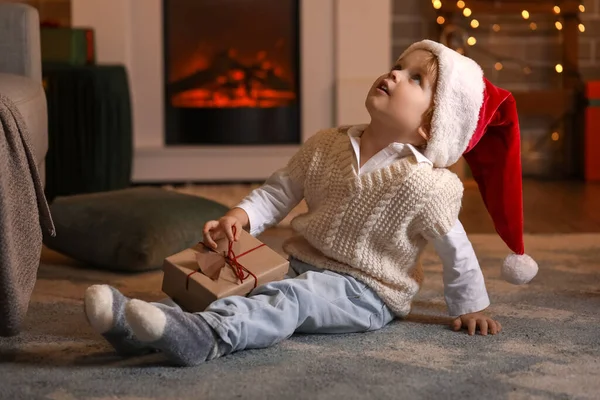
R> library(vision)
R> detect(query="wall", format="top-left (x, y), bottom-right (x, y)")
top-left (392, 0), bottom-right (600, 86)
top-left (392, 0), bottom-right (600, 177)
top-left (12, 0), bottom-right (598, 178)
top-left (6, 0), bottom-right (71, 26)
top-left (67, 0), bottom-right (390, 182)
top-left (10, 0), bottom-right (600, 99)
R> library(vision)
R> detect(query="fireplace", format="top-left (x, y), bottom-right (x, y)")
top-left (71, 0), bottom-right (390, 182)
top-left (163, 0), bottom-right (300, 146)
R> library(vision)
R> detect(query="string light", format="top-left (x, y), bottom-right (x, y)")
top-left (430, 0), bottom-right (587, 147)
top-left (431, 0), bottom-right (586, 79)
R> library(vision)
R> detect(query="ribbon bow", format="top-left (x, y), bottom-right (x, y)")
top-left (186, 226), bottom-right (265, 290)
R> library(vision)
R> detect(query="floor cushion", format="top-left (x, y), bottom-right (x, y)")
top-left (43, 187), bottom-right (229, 272)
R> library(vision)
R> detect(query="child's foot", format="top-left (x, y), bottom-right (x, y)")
top-left (124, 299), bottom-right (220, 366)
top-left (84, 285), bottom-right (153, 357)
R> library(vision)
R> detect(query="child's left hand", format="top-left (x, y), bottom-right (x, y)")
top-left (452, 312), bottom-right (502, 336)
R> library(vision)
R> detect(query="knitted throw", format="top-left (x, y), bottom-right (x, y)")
top-left (283, 127), bottom-right (464, 317)
top-left (0, 93), bottom-right (55, 337)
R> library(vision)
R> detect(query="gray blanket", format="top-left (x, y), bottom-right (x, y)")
top-left (0, 93), bottom-right (55, 336)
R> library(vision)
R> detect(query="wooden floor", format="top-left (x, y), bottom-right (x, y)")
top-left (460, 179), bottom-right (600, 233)
top-left (41, 180), bottom-right (600, 267)
top-left (257, 179), bottom-right (600, 253)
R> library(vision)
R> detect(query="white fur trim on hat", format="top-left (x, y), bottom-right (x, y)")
top-left (502, 253), bottom-right (539, 285)
top-left (398, 40), bottom-right (485, 168)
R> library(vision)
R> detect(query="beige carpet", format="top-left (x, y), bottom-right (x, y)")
top-left (1, 229), bottom-right (599, 399)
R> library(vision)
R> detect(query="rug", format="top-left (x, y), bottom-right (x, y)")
top-left (1, 233), bottom-right (599, 400)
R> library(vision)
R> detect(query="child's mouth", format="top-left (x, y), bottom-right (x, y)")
top-left (377, 81), bottom-right (390, 95)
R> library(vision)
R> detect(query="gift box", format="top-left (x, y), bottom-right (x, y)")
top-left (162, 230), bottom-right (289, 312)
top-left (586, 81), bottom-right (600, 182)
top-left (41, 27), bottom-right (96, 66)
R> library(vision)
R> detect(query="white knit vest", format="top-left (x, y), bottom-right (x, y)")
top-left (282, 127), bottom-right (464, 317)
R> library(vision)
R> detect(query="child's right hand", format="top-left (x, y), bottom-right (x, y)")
top-left (203, 215), bottom-right (242, 249)
top-left (203, 208), bottom-right (250, 249)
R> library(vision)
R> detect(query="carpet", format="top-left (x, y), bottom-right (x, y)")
top-left (1, 233), bottom-right (600, 400)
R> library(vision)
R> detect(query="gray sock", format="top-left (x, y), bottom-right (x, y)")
top-left (84, 285), bottom-right (153, 357)
top-left (125, 299), bottom-right (221, 367)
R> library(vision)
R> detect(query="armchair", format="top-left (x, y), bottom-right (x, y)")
top-left (0, 3), bottom-right (53, 337)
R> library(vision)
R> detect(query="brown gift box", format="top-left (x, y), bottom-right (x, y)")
top-left (161, 230), bottom-right (289, 312)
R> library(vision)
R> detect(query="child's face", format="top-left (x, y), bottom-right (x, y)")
top-left (365, 49), bottom-right (437, 145)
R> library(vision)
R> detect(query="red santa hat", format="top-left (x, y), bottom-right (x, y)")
top-left (399, 39), bottom-right (539, 285)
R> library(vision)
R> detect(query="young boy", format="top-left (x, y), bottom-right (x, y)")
top-left (84, 40), bottom-right (538, 366)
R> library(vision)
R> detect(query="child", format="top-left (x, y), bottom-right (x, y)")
top-left (83, 40), bottom-right (538, 366)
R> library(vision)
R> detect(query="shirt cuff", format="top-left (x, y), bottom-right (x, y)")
top-left (235, 201), bottom-right (262, 237)
top-left (446, 294), bottom-right (491, 317)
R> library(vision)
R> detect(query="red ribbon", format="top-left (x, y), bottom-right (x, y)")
top-left (186, 226), bottom-right (265, 290)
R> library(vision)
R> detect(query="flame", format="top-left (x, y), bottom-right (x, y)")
top-left (169, 45), bottom-right (296, 108)
top-left (172, 88), bottom-right (296, 108)
top-left (170, 55), bottom-right (210, 83)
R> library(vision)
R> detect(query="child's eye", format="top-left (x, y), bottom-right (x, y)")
top-left (392, 65), bottom-right (402, 72)
top-left (411, 74), bottom-right (422, 84)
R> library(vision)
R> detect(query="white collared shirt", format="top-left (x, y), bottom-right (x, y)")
top-left (236, 125), bottom-right (490, 316)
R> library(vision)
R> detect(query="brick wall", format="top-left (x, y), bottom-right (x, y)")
top-left (578, 0), bottom-right (600, 79)
top-left (392, 0), bottom-right (600, 85)
top-left (392, 0), bottom-right (599, 177)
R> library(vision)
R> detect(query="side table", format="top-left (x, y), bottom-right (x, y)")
top-left (42, 63), bottom-right (133, 201)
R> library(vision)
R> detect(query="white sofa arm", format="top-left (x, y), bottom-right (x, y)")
top-left (0, 3), bottom-right (42, 82)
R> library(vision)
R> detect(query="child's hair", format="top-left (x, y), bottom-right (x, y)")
top-left (420, 51), bottom-right (439, 142)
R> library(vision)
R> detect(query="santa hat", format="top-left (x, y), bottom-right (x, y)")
top-left (399, 39), bottom-right (539, 285)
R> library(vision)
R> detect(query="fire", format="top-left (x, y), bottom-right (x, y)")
top-left (172, 89), bottom-right (295, 108)
top-left (169, 46), bottom-right (296, 109)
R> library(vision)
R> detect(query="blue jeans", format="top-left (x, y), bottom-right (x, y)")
top-left (198, 258), bottom-right (395, 354)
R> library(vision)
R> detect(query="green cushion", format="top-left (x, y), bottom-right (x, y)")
top-left (43, 187), bottom-right (229, 272)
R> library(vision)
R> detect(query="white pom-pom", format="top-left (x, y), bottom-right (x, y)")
top-left (501, 253), bottom-right (538, 284)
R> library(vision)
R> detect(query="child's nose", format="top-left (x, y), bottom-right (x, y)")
top-left (388, 70), bottom-right (405, 83)
top-left (388, 70), bottom-right (401, 82)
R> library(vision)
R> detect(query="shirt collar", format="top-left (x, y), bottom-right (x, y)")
top-left (347, 124), bottom-right (433, 166)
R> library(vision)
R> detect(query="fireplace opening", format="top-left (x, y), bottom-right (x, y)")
top-left (163, 0), bottom-right (301, 146)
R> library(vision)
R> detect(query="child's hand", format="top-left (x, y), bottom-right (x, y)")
top-left (203, 215), bottom-right (242, 249)
top-left (452, 312), bottom-right (502, 336)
